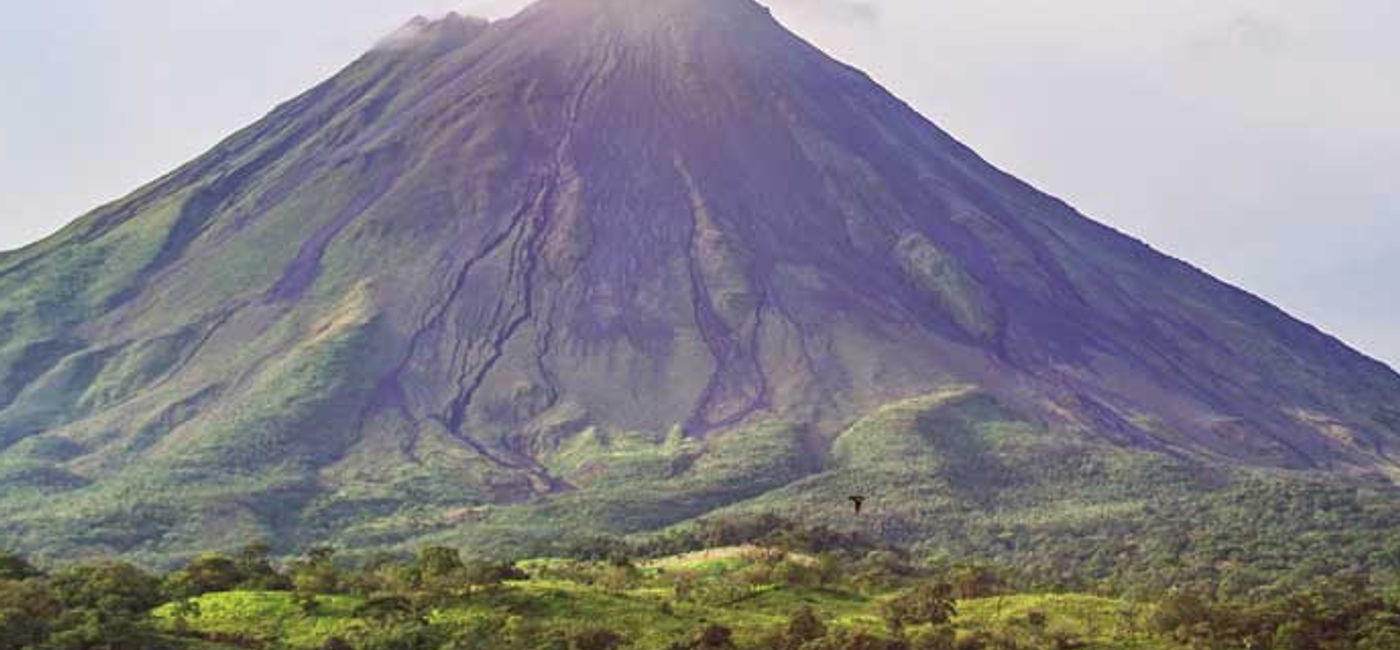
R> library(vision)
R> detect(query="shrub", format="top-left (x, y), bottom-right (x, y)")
top-left (698, 624), bottom-right (737, 649)
top-left (350, 620), bottom-right (448, 650)
top-left (772, 606), bottom-right (827, 649)
top-left (669, 569), bottom-right (702, 602)
top-left (563, 627), bottom-right (627, 650)
top-left (355, 594), bottom-right (422, 623)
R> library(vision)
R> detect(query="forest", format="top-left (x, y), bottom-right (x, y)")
top-left (3, 516), bottom-right (1398, 650)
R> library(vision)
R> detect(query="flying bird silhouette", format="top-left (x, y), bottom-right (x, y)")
top-left (849, 496), bottom-right (866, 515)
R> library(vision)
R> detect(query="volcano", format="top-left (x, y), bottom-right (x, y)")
top-left (2, 0), bottom-right (1399, 565)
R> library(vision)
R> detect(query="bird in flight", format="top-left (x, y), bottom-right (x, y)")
top-left (849, 496), bottom-right (866, 515)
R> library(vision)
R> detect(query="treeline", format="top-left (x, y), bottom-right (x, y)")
top-left (1152, 582), bottom-right (1400, 650)
top-left (0, 541), bottom-right (1003, 650)
top-left (524, 513), bottom-right (890, 564)
top-left (0, 551), bottom-right (171, 650)
top-left (2, 515), bottom-right (1400, 649)
top-left (0, 542), bottom-right (533, 650)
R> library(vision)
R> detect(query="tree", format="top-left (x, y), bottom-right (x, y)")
top-left (416, 546), bottom-right (465, 581)
top-left (882, 582), bottom-right (957, 633)
top-left (0, 578), bottom-right (60, 650)
top-left (43, 562), bottom-right (170, 650)
top-left (236, 541), bottom-right (290, 590)
top-left (293, 546), bottom-right (341, 595)
top-left (42, 608), bottom-right (172, 650)
top-left (49, 562), bottom-right (165, 615)
top-left (351, 551), bottom-right (415, 597)
top-left (169, 552), bottom-right (243, 595)
top-left (0, 552), bottom-right (40, 580)
top-left (1151, 588), bottom-right (1242, 648)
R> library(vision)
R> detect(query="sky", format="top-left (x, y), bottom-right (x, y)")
top-left (1, 0), bottom-right (1396, 368)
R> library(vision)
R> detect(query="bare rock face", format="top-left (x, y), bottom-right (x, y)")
top-left (1, 0), bottom-right (1398, 560)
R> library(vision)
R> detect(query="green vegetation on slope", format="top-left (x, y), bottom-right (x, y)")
top-left (688, 390), bottom-right (1400, 595)
top-left (7, 381), bottom-right (1400, 603)
top-left (5, 524), bottom-right (1400, 650)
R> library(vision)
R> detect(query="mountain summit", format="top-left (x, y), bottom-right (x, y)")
top-left (2, 1), bottom-right (1398, 563)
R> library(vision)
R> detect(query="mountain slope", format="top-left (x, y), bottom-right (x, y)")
top-left (2, 0), bottom-right (1399, 565)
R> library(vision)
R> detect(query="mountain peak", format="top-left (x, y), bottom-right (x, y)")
top-left (374, 11), bottom-right (489, 52)
top-left (516, 0), bottom-right (777, 36)
top-left (534, 0), bottom-right (760, 14)
top-left (2, 0), bottom-right (1399, 563)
